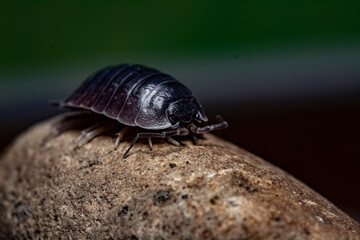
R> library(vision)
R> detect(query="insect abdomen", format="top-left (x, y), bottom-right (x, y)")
top-left (116, 73), bottom-right (174, 125)
top-left (102, 67), bottom-right (160, 119)
top-left (62, 64), bottom-right (186, 127)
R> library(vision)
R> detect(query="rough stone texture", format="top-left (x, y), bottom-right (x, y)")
top-left (0, 118), bottom-right (359, 240)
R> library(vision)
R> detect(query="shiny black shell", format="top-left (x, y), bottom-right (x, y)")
top-left (61, 64), bottom-right (208, 130)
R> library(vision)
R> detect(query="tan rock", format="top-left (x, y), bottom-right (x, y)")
top-left (0, 118), bottom-right (359, 239)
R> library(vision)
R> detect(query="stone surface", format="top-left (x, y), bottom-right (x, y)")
top-left (0, 118), bottom-right (359, 240)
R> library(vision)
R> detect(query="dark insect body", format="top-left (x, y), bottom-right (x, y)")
top-left (52, 64), bottom-right (228, 157)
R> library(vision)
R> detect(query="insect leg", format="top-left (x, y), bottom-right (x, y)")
top-left (166, 137), bottom-right (180, 146)
top-left (190, 115), bottom-right (228, 134)
top-left (51, 111), bottom-right (93, 135)
top-left (114, 126), bottom-right (130, 149)
top-left (75, 123), bottom-right (101, 148)
top-left (148, 137), bottom-right (153, 150)
top-left (41, 111), bottom-right (94, 147)
top-left (190, 133), bottom-right (198, 144)
top-left (75, 120), bottom-right (118, 148)
top-left (123, 127), bottom-right (189, 158)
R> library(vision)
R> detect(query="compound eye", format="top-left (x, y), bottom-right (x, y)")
top-left (168, 114), bottom-right (178, 125)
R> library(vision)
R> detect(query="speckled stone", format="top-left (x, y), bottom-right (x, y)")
top-left (0, 118), bottom-right (359, 239)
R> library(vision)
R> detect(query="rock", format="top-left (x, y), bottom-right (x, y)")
top-left (0, 118), bottom-right (359, 240)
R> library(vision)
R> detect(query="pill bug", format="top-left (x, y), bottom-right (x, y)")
top-left (52, 64), bottom-right (228, 157)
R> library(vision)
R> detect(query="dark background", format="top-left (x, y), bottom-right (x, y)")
top-left (1, 1), bottom-right (359, 221)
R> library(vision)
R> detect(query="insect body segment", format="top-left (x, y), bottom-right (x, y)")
top-left (53, 64), bottom-right (227, 157)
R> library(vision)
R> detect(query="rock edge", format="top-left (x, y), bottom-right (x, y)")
top-left (0, 118), bottom-right (359, 239)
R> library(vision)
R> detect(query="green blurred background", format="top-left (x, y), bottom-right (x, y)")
top-left (1, 1), bottom-right (360, 220)
top-left (1, 0), bottom-right (360, 73)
